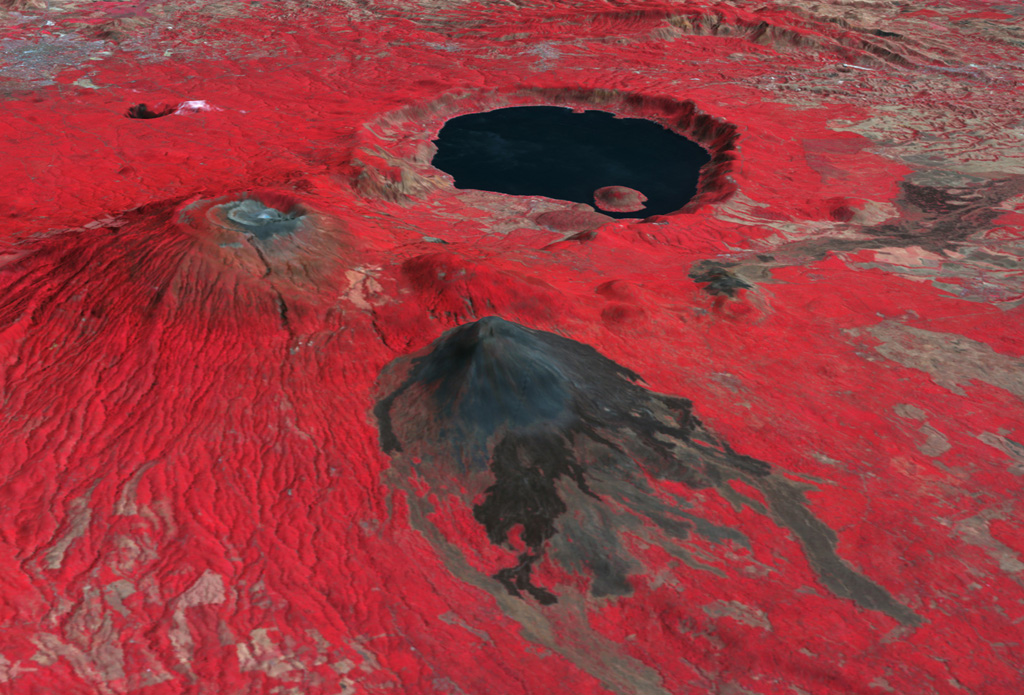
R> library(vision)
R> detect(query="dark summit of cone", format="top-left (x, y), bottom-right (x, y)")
top-left (409, 317), bottom-right (576, 433)
top-left (375, 316), bottom-right (664, 459)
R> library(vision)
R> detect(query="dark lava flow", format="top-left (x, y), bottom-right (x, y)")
top-left (374, 317), bottom-right (919, 624)
top-left (430, 106), bottom-right (711, 218)
top-left (690, 261), bottom-right (754, 297)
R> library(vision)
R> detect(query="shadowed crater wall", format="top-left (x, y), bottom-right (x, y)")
top-left (430, 106), bottom-right (711, 218)
top-left (124, 103), bottom-right (175, 119)
top-left (374, 317), bottom-right (919, 624)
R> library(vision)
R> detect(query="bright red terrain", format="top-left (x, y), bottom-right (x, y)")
top-left (1, 1), bottom-right (1023, 694)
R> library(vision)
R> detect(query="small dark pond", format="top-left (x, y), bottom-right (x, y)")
top-left (430, 106), bottom-right (711, 218)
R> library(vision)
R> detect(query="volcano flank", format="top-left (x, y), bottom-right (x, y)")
top-left (375, 317), bottom-right (918, 624)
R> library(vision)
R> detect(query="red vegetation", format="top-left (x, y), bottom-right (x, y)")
top-left (0, 1), bottom-right (1022, 694)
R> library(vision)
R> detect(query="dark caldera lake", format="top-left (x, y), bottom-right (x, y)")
top-left (430, 106), bottom-right (711, 218)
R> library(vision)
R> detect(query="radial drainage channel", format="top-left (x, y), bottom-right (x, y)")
top-left (430, 106), bottom-right (712, 218)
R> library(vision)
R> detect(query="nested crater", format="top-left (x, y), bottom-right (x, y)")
top-left (430, 106), bottom-right (711, 219)
top-left (207, 196), bottom-right (308, 240)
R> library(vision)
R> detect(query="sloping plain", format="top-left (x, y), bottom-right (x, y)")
top-left (1, 1), bottom-right (1022, 694)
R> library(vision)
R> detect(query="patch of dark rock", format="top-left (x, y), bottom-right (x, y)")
top-left (690, 262), bottom-right (753, 296)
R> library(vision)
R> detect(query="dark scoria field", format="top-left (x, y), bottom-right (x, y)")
top-left (1, 1), bottom-right (1023, 694)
